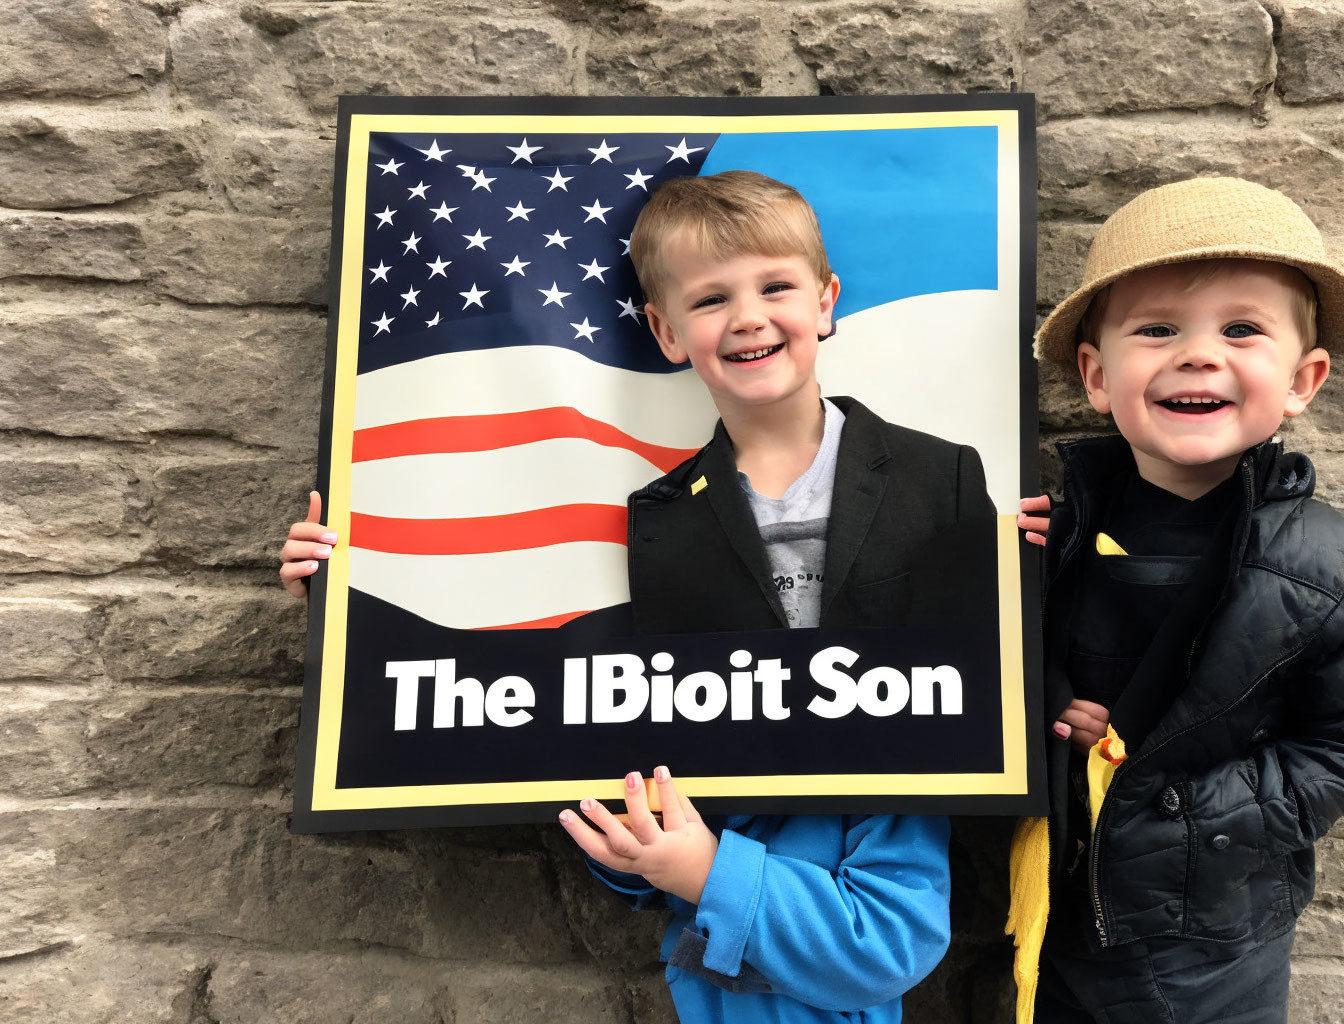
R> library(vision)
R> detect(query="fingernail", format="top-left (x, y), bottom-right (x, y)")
top-left (654, 766), bottom-right (669, 783)
top-left (1052, 723), bottom-right (1069, 739)
top-left (625, 772), bottom-right (640, 790)
top-left (315, 545), bottom-right (332, 557)
top-left (558, 811), bottom-right (573, 825)
top-left (308, 561), bottom-right (320, 572)
top-left (320, 532), bottom-right (338, 543)
top-left (1017, 513), bottom-right (1027, 522)
top-left (580, 798), bottom-right (595, 812)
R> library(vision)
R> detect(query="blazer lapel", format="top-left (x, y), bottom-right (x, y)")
top-left (819, 404), bottom-right (888, 617)
top-left (701, 421), bottom-right (789, 627)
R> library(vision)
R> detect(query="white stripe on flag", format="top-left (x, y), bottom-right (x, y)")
top-left (350, 440), bottom-right (669, 520)
top-left (349, 543), bottom-right (629, 630)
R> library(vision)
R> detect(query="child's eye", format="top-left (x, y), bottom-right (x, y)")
top-left (1135, 324), bottom-right (1176, 338)
top-left (1223, 322), bottom-right (1261, 339)
top-left (691, 295), bottom-right (724, 309)
top-left (762, 282), bottom-right (793, 295)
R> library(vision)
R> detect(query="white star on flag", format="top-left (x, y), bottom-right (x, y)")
top-left (507, 137), bottom-right (543, 164)
top-left (463, 229), bottom-right (491, 251)
top-left (624, 168), bottom-right (653, 191)
top-left (375, 158), bottom-right (403, 175)
top-left (543, 229), bottom-right (571, 249)
top-left (544, 168), bottom-right (572, 192)
top-left (400, 286), bottom-right (420, 308)
top-left (619, 237), bottom-right (631, 255)
top-left (459, 284), bottom-right (489, 309)
top-left (368, 261), bottom-right (391, 283)
top-left (401, 232), bottom-right (421, 254)
top-left (617, 297), bottom-right (642, 321)
top-left (457, 164), bottom-right (477, 177)
top-left (371, 312), bottom-right (395, 334)
top-left (470, 170), bottom-right (496, 191)
top-left (416, 139), bottom-right (450, 162)
top-left (374, 206), bottom-right (395, 228)
top-left (579, 259), bottom-right (609, 282)
top-left (430, 202), bottom-right (457, 222)
top-left (538, 282), bottom-right (571, 308)
top-left (581, 199), bottom-right (613, 223)
top-left (506, 201), bottom-right (535, 221)
top-left (570, 317), bottom-right (602, 342)
top-left (588, 139), bottom-right (620, 163)
top-left (426, 256), bottom-right (452, 278)
top-left (425, 311), bottom-right (441, 327)
top-left (408, 181), bottom-right (429, 200)
top-left (665, 137), bottom-right (705, 163)
top-left (500, 256), bottom-right (530, 277)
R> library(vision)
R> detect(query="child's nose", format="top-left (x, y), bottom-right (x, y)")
top-left (729, 301), bottom-right (767, 332)
top-left (1176, 332), bottom-right (1225, 369)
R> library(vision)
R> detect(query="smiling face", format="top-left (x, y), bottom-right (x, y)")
top-left (1077, 260), bottom-right (1330, 498)
top-left (643, 236), bottom-right (840, 420)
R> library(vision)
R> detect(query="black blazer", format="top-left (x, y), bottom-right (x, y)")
top-left (627, 396), bottom-right (998, 634)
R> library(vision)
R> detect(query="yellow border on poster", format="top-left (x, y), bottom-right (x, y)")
top-left (311, 108), bottom-right (1027, 812)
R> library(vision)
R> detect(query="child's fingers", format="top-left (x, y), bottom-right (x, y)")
top-left (579, 796), bottom-right (642, 858)
top-left (1020, 494), bottom-right (1051, 514)
top-left (305, 490), bottom-right (323, 524)
top-left (287, 522), bottom-right (338, 544)
top-left (1024, 531), bottom-right (1046, 548)
top-left (652, 766), bottom-right (686, 830)
top-left (1052, 720), bottom-right (1071, 740)
top-left (620, 772), bottom-right (661, 844)
top-left (282, 538), bottom-right (335, 564)
top-left (1017, 514), bottom-right (1051, 533)
top-left (557, 808), bottom-right (634, 871)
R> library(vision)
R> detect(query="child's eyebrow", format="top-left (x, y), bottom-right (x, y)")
top-left (1117, 301), bottom-right (1284, 326)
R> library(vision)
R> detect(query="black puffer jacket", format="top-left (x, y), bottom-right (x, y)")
top-left (1043, 435), bottom-right (1344, 949)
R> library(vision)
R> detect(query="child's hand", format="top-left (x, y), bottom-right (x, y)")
top-left (1018, 494), bottom-right (1051, 547)
top-left (1053, 698), bottom-right (1110, 754)
top-left (279, 491), bottom-right (338, 598)
top-left (559, 766), bottom-right (718, 905)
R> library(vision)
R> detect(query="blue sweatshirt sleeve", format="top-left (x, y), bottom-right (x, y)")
top-left (692, 814), bottom-right (951, 1012)
top-left (584, 856), bottom-right (665, 910)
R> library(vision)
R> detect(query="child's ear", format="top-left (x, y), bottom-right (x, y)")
top-left (1284, 345), bottom-right (1330, 417)
top-left (1076, 341), bottom-right (1111, 415)
top-left (817, 274), bottom-right (840, 336)
top-left (644, 303), bottom-right (689, 365)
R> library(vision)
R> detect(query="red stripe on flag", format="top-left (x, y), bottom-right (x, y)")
top-left (471, 609), bottom-right (592, 630)
top-left (348, 504), bottom-right (628, 555)
top-left (352, 407), bottom-right (697, 474)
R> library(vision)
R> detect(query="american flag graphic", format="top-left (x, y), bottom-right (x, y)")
top-left (342, 121), bottom-right (1013, 631)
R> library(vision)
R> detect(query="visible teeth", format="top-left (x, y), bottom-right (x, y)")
top-left (1171, 396), bottom-right (1223, 404)
top-left (728, 344), bottom-right (781, 362)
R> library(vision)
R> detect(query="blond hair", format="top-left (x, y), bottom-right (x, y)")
top-left (1077, 258), bottom-right (1319, 352)
top-left (630, 170), bottom-right (832, 308)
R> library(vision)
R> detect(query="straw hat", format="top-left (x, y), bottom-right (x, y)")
top-left (1035, 177), bottom-right (1344, 366)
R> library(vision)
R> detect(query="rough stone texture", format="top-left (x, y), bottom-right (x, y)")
top-left (0, 0), bottom-right (168, 100)
top-left (793, 0), bottom-right (1026, 96)
top-left (98, 584), bottom-right (307, 684)
top-left (1026, 0), bottom-right (1275, 118)
top-left (2, 1), bottom-right (1344, 1021)
top-left (0, 598), bottom-right (102, 681)
top-left (0, 293), bottom-right (325, 450)
top-left (0, 110), bottom-right (204, 210)
top-left (0, 213), bottom-right (146, 282)
top-left (1276, 0), bottom-right (1344, 106)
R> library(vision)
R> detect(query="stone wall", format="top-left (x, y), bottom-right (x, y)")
top-left (2, 1), bottom-right (1343, 1021)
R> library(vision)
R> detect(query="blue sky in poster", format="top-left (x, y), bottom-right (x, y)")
top-left (699, 127), bottom-right (999, 319)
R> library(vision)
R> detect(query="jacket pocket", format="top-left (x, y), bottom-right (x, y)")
top-left (1184, 794), bottom-right (1284, 941)
top-left (855, 571), bottom-right (910, 625)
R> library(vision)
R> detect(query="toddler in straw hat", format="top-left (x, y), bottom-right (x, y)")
top-left (1006, 177), bottom-right (1344, 1024)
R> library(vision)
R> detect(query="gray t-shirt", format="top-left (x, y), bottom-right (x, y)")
top-left (739, 399), bottom-right (845, 628)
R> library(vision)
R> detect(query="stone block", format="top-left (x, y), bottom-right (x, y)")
top-left (0, 452), bottom-right (152, 575)
top-left (0, 598), bottom-right (102, 681)
top-left (7, 810), bottom-right (583, 962)
top-left (1276, 1), bottom-right (1344, 105)
top-left (0, 0), bottom-right (167, 100)
top-left (153, 456), bottom-right (315, 568)
top-left (98, 584), bottom-right (306, 684)
top-left (1037, 114), bottom-right (1344, 238)
top-left (630, 967), bottom-right (679, 1023)
top-left (169, 4), bottom-right (312, 128)
top-left (1037, 220), bottom-right (1097, 311)
top-left (0, 213), bottom-right (145, 282)
top-left (144, 210), bottom-right (328, 306)
top-left (793, 0), bottom-right (1025, 96)
top-left (1037, 355), bottom-right (1109, 433)
top-left (219, 132), bottom-right (335, 221)
top-left (0, 688), bottom-right (105, 798)
top-left (1288, 960), bottom-right (1344, 1024)
top-left (1293, 836), bottom-right (1344, 958)
top-left (237, 5), bottom-right (580, 123)
top-left (586, 3), bottom-right (810, 96)
top-left (1025, 0), bottom-right (1274, 118)
top-left (0, 295), bottom-right (324, 450)
top-left (0, 110), bottom-right (203, 210)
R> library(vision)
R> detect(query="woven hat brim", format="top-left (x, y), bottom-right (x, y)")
top-left (1035, 246), bottom-right (1344, 367)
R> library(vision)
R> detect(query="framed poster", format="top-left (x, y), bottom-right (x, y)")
top-left (293, 94), bottom-right (1043, 832)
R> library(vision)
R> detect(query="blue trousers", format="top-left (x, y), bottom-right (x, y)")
top-left (1035, 925), bottom-right (1294, 1024)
